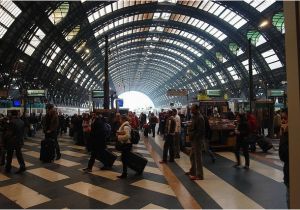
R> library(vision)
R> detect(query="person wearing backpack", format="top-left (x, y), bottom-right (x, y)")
top-left (116, 115), bottom-right (132, 179)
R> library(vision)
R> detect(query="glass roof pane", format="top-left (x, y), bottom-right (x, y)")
top-left (272, 12), bottom-right (285, 33)
top-left (49, 2), bottom-right (69, 25)
top-left (65, 25), bottom-right (80, 41)
top-left (0, 1), bottom-right (21, 38)
top-left (245, 0), bottom-right (276, 12)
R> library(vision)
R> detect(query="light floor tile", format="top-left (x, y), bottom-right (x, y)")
top-left (134, 149), bottom-right (150, 155)
top-left (27, 168), bottom-right (69, 182)
top-left (131, 180), bottom-right (175, 197)
top-left (24, 151), bottom-right (40, 158)
top-left (0, 183), bottom-right (50, 208)
top-left (217, 152), bottom-right (283, 183)
top-left (24, 142), bottom-right (39, 146)
top-left (141, 203), bottom-right (167, 209)
top-left (144, 157), bottom-right (155, 163)
top-left (68, 145), bottom-right (85, 150)
top-left (87, 167), bottom-right (121, 180)
top-left (114, 160), bottom-right (122, 166)
top-left (0, 174), bottom-right (10, 181)
top-left (61, 150), bottom-right (86, 158)
top-left (12, 159), bottom-right (34, 168)
top-left (133, 144), bottom-right (146, 149)
top-left (144, 166), bottom-right (162, 175)
top-left (175, 153), bottom-right (263, 209)
top-left (58, 142), bottom-right (71, 146)
top-left (107, 145), bottom-right (114, 149)
top-left (65, 181), bottom-right (129, 205)
top-left (265, 154), bottom-right (280, 160)
top-left (55, 158), bottom-right (80, 167)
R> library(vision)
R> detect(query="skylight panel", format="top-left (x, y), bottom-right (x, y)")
top-left (0, 1), bottom-right (21, 38)
top-left (49, 2), bottom-right (69, 25)
top-left (216, 72), bottom-right (226, 84)
top-left (65, 25), bottom-right (80, 41)
top-left (227, 66), bottom-right (240, 80)
top-left (24, 28), bottom-right (46, 56)
top-left (246, 0), bottom-right (276, 12)
top-left (213, 5), bottom-right (225, 16)
top-left (153, 12), bottom-right (161, 19)
top-left (242, 59), bottom-right (258, 75)
top-left (161, 12), bottom-right (171, 20)
top-left (206, 76), bottom-right (216, 87)
top-left (261, 49), bottom-right (283, 70)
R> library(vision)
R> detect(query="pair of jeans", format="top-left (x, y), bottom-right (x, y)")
top-left (162, 134), bottom-right (174, 162)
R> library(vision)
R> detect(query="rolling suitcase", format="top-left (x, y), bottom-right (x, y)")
top-left (126, 152), bottom-right (148, 174)
top-left (40, 139), bottom-right (55, 162)
top-left (97, 149), bottom-right (117, 167)
top-left (257, 136), bottom-right (273, 152)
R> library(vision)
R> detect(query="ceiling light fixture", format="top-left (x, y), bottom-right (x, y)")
top-left (259, 20), bottom-right (269, 28)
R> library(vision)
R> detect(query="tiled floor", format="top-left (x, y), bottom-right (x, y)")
top-left (0, 131), bottom-right (287, 209)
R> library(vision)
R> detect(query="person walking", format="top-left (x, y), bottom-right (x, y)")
top-left (160, 110), bottom-right (176, 164)
top-left (4, 111), bottom-right (26, 174)
top-left (116, 115), bottom-right (132, 179)
top-left (83, 113), bottom-right (107, 172)
top-left (186, 104), bottom-right (205, 180)
top-left (234, 113), bottom-right (250, 169)
top-left (44, 104), bottom-right (61, 160)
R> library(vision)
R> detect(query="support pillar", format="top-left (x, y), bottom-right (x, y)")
top-left (248, 38), bottom-right (254, 113)
top-left (103, 35), bottom-right (109, 109)
top-left (284, 1), bottom-right (300, 208)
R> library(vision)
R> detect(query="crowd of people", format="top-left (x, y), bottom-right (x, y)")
top-left (0, 105), bottom-right (290, 205)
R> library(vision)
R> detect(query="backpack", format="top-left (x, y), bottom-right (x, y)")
top-left (130, 129), bottom-right (140, 144)
top-left (104, 123), bottom-right (111, 139)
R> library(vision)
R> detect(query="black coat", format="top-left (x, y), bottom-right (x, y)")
top-left (90, 118), bottom-right (106, 150)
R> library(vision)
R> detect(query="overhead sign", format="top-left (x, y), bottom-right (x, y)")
top-left (27, 89), bottom-right (46, 97)
top-left (92, 90), bottom-right (104, 98)
top-left (268, 89), bottom-right (285, 97)
top-left (206, 89), bottom-right (222, 97)
top-left (117, 99), bottom-right (123, 107)
top-left (166, 89), bottom-right (188, 96)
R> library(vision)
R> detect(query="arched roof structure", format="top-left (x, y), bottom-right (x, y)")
top-left (0, 0), bottom-right (285, 107)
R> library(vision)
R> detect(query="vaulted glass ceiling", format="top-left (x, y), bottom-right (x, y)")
top-left (0, 1), bottom-right (285, 107)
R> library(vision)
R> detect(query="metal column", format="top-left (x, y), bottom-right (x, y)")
top-left (248, 38), bottom-right (254, 113)
top-left (103, 35), bottom-right (110, 109)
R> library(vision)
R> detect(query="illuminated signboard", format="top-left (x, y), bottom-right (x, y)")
top-left (268, 89), bottom-right (285, 97)
top-left (117, 99), bottom-right (123, 107)
top-left (27, 89), bottom-right (46, 97)
top-left (206, 89), bottom-right (222, 97)
top-left (92, 90), bottom-right (104, 98)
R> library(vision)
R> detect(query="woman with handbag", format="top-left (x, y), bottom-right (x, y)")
top-left (116, 115), bottom-right (132, 179)
top-left (234, 113), bottom-right (250, 169)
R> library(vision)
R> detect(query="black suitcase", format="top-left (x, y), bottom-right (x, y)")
top-left (97, 149), bottom-right (117, 167)
top-left (40, 139), bottom-right (55, 162)
top-left (257, 137), bottom-right (273, 152)
top-left (125, 152), bottom-right (148, 174)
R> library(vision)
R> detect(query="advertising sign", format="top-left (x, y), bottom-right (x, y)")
top-left (92, 90), bottom-right (104, 98)
top-left (27, 89), bottom-right (46, 97)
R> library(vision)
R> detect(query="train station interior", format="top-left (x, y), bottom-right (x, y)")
top-left (1, 0), bottom-right (300, 209)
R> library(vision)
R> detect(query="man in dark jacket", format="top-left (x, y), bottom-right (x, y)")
top-left (187, 104), bottom-right (205, 180)
top-left (160, 110), bottom-right (176, 163)
top-left (83, 113), bottom-right (107, 172)
top-left (44, 104), bottom-right (61, 160)
top-left (5, 111), bottom-right (26, 173)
